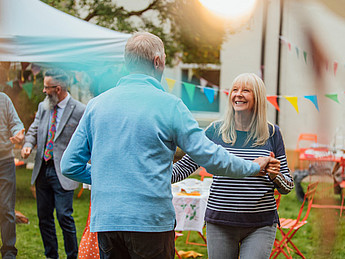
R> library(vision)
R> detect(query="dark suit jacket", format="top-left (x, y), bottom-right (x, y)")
top-left (24, 96), bottom-right (85, 190)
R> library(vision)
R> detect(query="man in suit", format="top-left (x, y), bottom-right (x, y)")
top-left (21, 68), bottom-right (85, 259)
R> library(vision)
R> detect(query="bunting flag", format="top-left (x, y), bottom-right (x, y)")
top-left (303, 51), bottom-right (307, 64)
top-left (334, 61), bottom-right (338, 76)
top-left (284, 96), bottom-right (299, 113)
top-left (325, 93), bottom-right (339, 103)
top-left (6, 81), bottom-right (13, 88)
top-left (295, 46), bottom-right (299, 58)
top-left (223, 90), bottom-right (229, 96)
top-left (304, 95), bottom-right (319, 111)
top-left (203, 87), bottom-right (215, 103)
top-left (200, 77), bottom-right (208, 87)
top-left (165, 78), bottom-right (176, 92)
top-left (280, 36), bottom-right (345, 77)
top-left (188, 69), bottom-right (194, 82)
top-left (31, 63), bottom-right (41, 76)
top-left (22, 82), bottom-right (33, 99)
top-left (183, 82), bottom-right (196, 102)
top-left (21, 62), bottom-right (30, 71)
top-left (267, 96), bottom-right (280, 111)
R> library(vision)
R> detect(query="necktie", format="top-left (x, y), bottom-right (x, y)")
top-left (43, 106), bottom-right (57, 161)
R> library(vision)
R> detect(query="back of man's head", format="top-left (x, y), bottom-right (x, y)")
top-left (44, 68), bottom-right (69, 91)
top-left (125, 32), bottom-right (165, 75)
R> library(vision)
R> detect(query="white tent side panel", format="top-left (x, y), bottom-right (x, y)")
top-left (0, 0), bottom-right (131, 66)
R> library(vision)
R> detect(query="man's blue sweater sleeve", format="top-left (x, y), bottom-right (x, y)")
top-left (172, 100), bottom-right (260, 178)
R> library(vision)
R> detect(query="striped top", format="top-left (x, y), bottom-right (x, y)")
top-left (172, 122), bottom-right (294, 227)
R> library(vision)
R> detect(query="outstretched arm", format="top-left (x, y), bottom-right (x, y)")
top-left (172, 154), bottom-right (199, 183)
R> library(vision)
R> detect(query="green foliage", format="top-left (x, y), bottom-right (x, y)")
top-left (10, 167), bottom-right (90, 258)
top-left (41, 0), bottom-right (227, 66)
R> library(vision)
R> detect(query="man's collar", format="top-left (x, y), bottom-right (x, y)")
top-left (57, 93), bottom-right (70, 109)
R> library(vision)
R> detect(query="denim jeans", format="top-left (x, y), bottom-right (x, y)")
top-left (206, 222), bottom-right (277, 259)
top-left (0, 158), bottom-right (17, 259)
top-left (35, 162), bottom-right (78, 259)
top-left (97, 230), bottom-right (175, 259)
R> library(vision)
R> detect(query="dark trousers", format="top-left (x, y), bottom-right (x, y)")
top-left (35, 161), bottom-right (78, 259)
top-left (97, 230), bottom-right (175, 259)
top-left (0, 158), bottom-right (17, 259)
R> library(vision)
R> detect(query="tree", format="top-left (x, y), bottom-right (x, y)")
top-left (42, 0), bottom-right (227, 66)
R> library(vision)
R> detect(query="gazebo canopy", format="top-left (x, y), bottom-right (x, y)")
top-left (0, 0), bottom-right (131, 70)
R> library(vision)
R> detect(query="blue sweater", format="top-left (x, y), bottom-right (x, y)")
top-left (61, 74), bottom-right (260, 232)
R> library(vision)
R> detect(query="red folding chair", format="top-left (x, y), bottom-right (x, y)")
top-left (292, 133), bottom-right (317, 170)
top-left (275, 189), bottom-right (282, 209)
top-left (339, 158), bottom-right (345, 217)
top-left (270, 182), bottom-right (318, 259)
top-left (174, 232), bottom-right (183, 259)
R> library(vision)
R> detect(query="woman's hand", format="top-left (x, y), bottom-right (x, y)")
top-left (266, 152), bottom-right (281, 179)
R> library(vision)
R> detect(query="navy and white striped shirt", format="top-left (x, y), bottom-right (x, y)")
top-left (172, 122), bottom-right (294, 227)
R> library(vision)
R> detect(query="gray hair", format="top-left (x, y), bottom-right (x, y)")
top-left (124, 32), bottom-right (165, 73)
top-left (44, 68), bottom-right (69, 91)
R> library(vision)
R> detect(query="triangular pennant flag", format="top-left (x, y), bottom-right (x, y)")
top-left (183, 82), bottom-right (196, 102)
top-left (334, 61), bottom-right (338, 76)
top-left (203, 87), bottom-right (215, 103)
top-left (6, 80), bottom-right (13, 88)
top-left (223, 90), bottom-right (229, 96)
top-left (200, 77), bottom-right (208, 87)
top-left (21, 62), bottom-right (30, 71)
top-left (288, 42), bottom-right (291, 51)
top-left (325, 93), bottom-right (339, 103)
top-left (22, 82), bottom-right (33, 99)
top-left (303, 51), bottom-right (307, 64)
top-left (304, 95), bottom-right (319, 111)
top-left (31, 63), bottom-right (41, 76)
top-left (284, 96), bottom-right (299, 113)
top-left (295, 46), bottom-right (299, 58)
top-left (267, 96), bottom-right (280, 112)
top-left (165, 78), bottom-right (176, 92)
top-left (188, 69), bottom-right (194, 82)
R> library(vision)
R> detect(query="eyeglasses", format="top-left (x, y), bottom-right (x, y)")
top-left (43, 85), bottom-right (58, 89)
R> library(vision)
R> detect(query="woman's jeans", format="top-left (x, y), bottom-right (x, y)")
top-left (206, 222), bottom-right (277, 259)
top-left (97, 230), bottom-right (175, 259)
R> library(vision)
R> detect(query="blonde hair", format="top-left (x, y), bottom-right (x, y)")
top-left (219, 73), bottom-right (272, 146)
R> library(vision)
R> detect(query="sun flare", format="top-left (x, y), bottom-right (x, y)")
top-left (199, 0), bottom-right (257, 19)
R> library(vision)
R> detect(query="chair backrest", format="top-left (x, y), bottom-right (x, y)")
top-left (296, 133), bottom-right (317, 150)
top-left (296, 182), bottom-right (318, 223)
top-left (274, 190), bottom-right (282, 210)
top-left (199, 167), bottom-right (213, 181)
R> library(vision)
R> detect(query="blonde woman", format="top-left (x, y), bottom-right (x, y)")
top-left (172, 73), bottom-right (294, 259)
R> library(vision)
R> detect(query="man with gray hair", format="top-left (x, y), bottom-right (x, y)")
top-left (21, 68), bottom-right (85, 259)
top-left (0, 88), bottom-right (24, 259)
top-left (61, 32), bottom-right (277, 258)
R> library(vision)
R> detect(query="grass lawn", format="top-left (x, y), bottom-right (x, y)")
top-left (1, 168), bottom-right (345, 258)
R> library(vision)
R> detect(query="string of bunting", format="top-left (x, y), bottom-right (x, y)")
top-left (165, 77), bottom-right (344, 113)
top-left (165, 77), bottom-right (226, 104)
top-left (279, 35), bottom-right (341, 76)
top-left (3, 59), bottom-right (343, 113)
